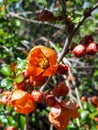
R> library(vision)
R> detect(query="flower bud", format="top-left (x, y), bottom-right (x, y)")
top-left (45, 94), bottom-right (56, 107)
top-left (86, 42), bottom-right (98, 55)
top-left (57, 64), bottom-right (68, 75)
top-left (31, 90), bottom-right (44, 103)
top-left (72, 44), bottom-right (86, 58)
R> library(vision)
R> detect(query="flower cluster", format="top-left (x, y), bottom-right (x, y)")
top-left (0, 45), bottom-right (79, 129)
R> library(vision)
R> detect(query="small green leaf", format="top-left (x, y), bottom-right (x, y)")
top-left (14, 73), bottom-right (24, 83)
top-left (0, 65), bottom-right (12, 76)
top-left (16, 60), bottom-right (26, 70)
top-left (88, 104), bottom-right (96, 113)
top-left (80, 110), bottom-right (89, 121)
top-left (0, 78), bottom-right (12, 89)
top-left (19, 115), bottom-right (26, 130)
top-left (0, 115), bottom-right (8, 123)
top-left (31, 117), bottom-right (37, 124)
top-left (82, 101), bottom-right (88, 110)
top-left (8, 116), bottom-right (18, 128)
top-left (72, 17), bottom-right (80, 23)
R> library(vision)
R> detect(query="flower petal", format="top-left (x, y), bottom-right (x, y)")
top-left (15, 99), bottom-right (36, 114)
top-left (43, 65), bottom-right (58, 76)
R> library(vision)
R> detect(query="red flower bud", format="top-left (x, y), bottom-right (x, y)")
top-left (57, 64), bottom-right (68, 75)
top-left (72, 44), bottom-right (86, 58)
top-left (86, 42), bottom-right (98, 55)
top-left (81, 96), bottom-right (87, 102)
top-left (45, 94), bottom-right (56, 107)
top-left (90, 96), bottom-right (98, 107)
top-left (53, 82), bottom-right (69, 96)
top-left (38, 10), bottom-right (55, 22)
top-left (5, 126), bottom-right (16, 130)
top-left (84, 35), bottom-right (94, 44)
top-left (31, 90), bottom-right (44, 103)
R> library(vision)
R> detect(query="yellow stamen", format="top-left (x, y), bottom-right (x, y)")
top-left (34, 53), bottom-right (49, 69)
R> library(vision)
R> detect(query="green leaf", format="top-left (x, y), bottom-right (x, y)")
top-left (14, 73), bottom-right (24, 83)
top-left (88, 104), bottom-right (96, 113)
top-left (8, 116), bottom-right (18, 128)
top-left (72, 17), bottom-right (80, 23)
top-left (31, 117), bottom-right (37, 124)
top-left (0, 65), bottom-right (12, 76)
top-left (82, 101), bottom-right (88, 110)
top-left (19, 115), bottom-right (26, 130)
top-left (67, 125), bottom-right (79, 130)
top-left (0, 78), bottom-right (12, 89)
top-left (16, 60), bottom-right (26, 70)
top-left (80, 110), bottom-right (89, 121)
top-left (0, 115), bottom-right (8, 123)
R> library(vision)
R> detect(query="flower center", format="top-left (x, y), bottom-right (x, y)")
top-left (35, 53), bottom-right (49, 69)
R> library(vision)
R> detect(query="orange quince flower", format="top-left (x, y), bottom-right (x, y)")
top-left (30, 74), bottom-right (47, 87)
top-left (11, 90), bottom-right (36, 114)
top-left (48, 100), bottom-right (79, 130)
top-left (26, 45), bottom-right (58, 77)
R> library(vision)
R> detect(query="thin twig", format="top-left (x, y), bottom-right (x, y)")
top-left (57, 31), bottom-right (75, 61)
top-left (40, 77), bottom-right (51, 92)
top-left (59, 0), bottom-right (67, 18)
top-left (50, 124), bottom-right (54, 130)
top-left (9, 12), bottom-right (64, 29)
top-left (74, 2), bottom-right (98, 31)
top-left (68, 68), bottom-right (83, 109)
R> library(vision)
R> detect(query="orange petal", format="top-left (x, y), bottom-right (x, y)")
top-left (26, 47), bottom-right (41, 66)
top-left (40, 46), bottom-right (57, 58)
top-left (43, 65), bottom-right (58, 76)
top-left (35, 67), bottom-right (44, 76)
top-left (50, 102), bottom-right (61, 118)
top-left (61, 100), bottom-right (76, 109)
top-left (48, 112), bottom-right (70, 130)
top-left (30, 75), bottom-right (46, 87)
top-left (48, 113), bottom-right (61, 130)
top-left (60, 100), bottom-right (79, 118)
top-left (15, 99), bottom-right (36, 114)
top-left (26, 66), bottom-right (36, 76)
top-left (40, 46), bottom-right (57, 66)
top-left (11, 90), bottom-right (29, 106)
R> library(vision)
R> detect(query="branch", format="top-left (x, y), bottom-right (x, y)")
top-left (9, 12), bottom-right (64, 29)
top-left (59, 0), bottom-right (67, 18)
top-left (57, 31), bottom-right (74, 61)
top-left (58, 2), bottom-right (98, 61)
top-left (40, 77), bottom-right (51, 92)
top-left (75, 2), bottom-right (98, 31)
top-left (59, 0), bottom-right (73, 31)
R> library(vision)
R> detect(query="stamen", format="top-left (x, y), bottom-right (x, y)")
top-left (34, 53), bottom-right (49, 69)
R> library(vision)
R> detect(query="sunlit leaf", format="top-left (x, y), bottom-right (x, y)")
top-left (80, 110), bottom-right (89, 121)
top-left (14, 73), bottom-right (24, 83)
top-left (19, 115), bottom-right (26, 130)
top-left (0, 65), bottom-right (13, 76)
top-left (0, 78), bottom-right (12, 89)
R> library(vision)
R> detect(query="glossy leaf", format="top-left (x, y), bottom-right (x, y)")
top-left (0, 65), bottom-right (12, 76)
top-left (0, 78), bottom-right (12, 89)
top-left (14, 73), bottom-right (24, 83)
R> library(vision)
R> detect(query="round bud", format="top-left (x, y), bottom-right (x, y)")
top-left (45, 94), bottom-right (56, 107)
top-left (31, 90), bottom-right (44, 103)
top-left (86, 42), bottom-right (98, 55)
top-left (91, 96), bottom-right (98, 107)
top-left (81, 96), bottom-right (87, 102)
top-left (5, 126), bottom-right (16, 130)
top-left (72, 44), bottom-right (86, 58)
top-left (57, 64), bottom-right (68, 75)
top-left (53, 82), bottom-right (69, 96)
